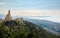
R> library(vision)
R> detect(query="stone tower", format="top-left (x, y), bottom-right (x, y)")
top-left (5, 10), bottom-right (12, 21)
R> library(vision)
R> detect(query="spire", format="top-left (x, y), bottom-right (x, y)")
top-left (7, 10), bottom-right (10, 16)
top-left (8, 10), bottom-right (10, 14)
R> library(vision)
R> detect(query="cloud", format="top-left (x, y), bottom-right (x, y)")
top-left (0, 9), bottom-right (60, 16)
top-left (0, 2), bottom-right (5, 6)
top-left (11, 9), bottom-right (60, 16)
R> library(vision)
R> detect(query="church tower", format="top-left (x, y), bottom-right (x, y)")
top-left (5, 10), bottom-right (12, 21)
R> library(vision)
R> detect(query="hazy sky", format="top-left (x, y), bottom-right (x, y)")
top-left (0, 0), bottom-right (60, 16)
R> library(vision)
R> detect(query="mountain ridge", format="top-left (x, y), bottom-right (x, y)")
top-left (24, 18), bottom-right (60, 36)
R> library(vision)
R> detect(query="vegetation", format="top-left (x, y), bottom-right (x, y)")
top-left (0, 20), bottom-right (60, 38)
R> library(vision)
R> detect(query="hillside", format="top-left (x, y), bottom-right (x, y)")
top-left (24, 18), bottom-right (60, 35)
top-left (0, 20), bottom-right (60, 38)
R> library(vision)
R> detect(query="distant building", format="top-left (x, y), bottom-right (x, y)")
top-left (0, 18), bottom-right (3, 23)
top-left (15, 18), bottom-right (24, 24)
top-left (5, 10), bottom-right (12, 21)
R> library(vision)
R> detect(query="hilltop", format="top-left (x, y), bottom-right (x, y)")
top-left (0, 20), bottom-right (60, 38)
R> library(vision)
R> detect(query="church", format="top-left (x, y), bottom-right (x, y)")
top-left (5, 10), bottom-right (12, 21)
top-left (5, 10), bottom-right (24, 24)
